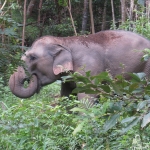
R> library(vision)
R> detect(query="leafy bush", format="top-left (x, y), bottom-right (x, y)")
top-left (0, 83), bottom-right (82, 149)
top-left (1, 70), bottom-right (150, 149)
top-left (68, 70), bottom-right (150, 149)
top-left (43, 18), bottom-right (76, 37)
top-left (0, 99), bottom-right (78, 149)
top-left (0, 2), bottom-right (23, 86)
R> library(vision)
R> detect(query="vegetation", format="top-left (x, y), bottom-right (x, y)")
top-left (0, 0), bottom-right (150, 149)
top-left (1, 72), bottom-right (150, 149)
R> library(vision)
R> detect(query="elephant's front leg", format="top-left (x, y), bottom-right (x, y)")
top-left (61, 81), bottom-right (98, 106)
top-left (61, 81), bottom-right (76, 97)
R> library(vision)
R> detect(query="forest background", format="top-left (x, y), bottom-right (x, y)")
top-left (0, 0), bottom-right (150, 149)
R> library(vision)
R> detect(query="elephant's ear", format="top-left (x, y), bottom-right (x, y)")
top-left (52, 45), bottom-right (73, 75)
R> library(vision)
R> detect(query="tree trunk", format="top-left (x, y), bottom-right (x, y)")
top-left (101, 0), bottom-right (108, 30)
top-left (39, 13), bottom-right (46, 37)
top-left (67, 0), bottom-right (77, 36)
top-left (111, 0), bottom-right (116, 29)
top-left (27, 0), bottom-right (36, 17)
top-left (146, 0), bottom-right (150, 21)
top-left (89, 0), bottom-right (95, 34)
top-left (135, 4), bottom-right (137, 21)
top-left (0, 1), bottom-right (7, 43)
top-left (0, 0), bottom-right (7, 11)
top-left (81, 0), bottom-right (89, 34)
top-left (0, 24), bottom-right (4, 44)
top-left (38, 0), bottom-right (43, 37)
top-left (22, 0), bottom-right (27, 51)
top-left (38, 0), bottom-right (43, 24)
top-left (129, 0), bottom-right (134, 21)
top-left (120, 0), bottom-right (126, 23)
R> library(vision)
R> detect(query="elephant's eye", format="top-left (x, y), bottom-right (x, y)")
top-left (29, 55), bottom-right (37, 61)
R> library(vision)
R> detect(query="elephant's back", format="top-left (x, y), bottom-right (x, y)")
top-left (103, 30), bottom-right (150, 49)
top-left (92, 30), bottom-right (150, 47)
top-left (32, 30), bottom-right (150, 51)
top-left (101, 31), bottom-right (150, 77)
top-left (61, 30), bottom-right (150, 48)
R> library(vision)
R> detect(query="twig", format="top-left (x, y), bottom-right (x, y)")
top-left (67, 0), bottom-right (77, 36)
top-left (22, 0), bottom-right (27, 52)
top-left (0, 0), bottom-right (7, 11)
top-left (89, 0), bottom-right (95, 34)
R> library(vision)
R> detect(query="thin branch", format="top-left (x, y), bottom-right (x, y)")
top-left (38, 0), bottom-right (43, 24)
top-left (22, 0), bottom-right (27, 51)
top-left (101, 0), bottom-right (108, 30)
top-left (120, 0), bottom-right (126, 23)
top-left (111, 0), bottom-right (116, 29)
top-left (81, 0), bottom-right (89, 34)
top-left (0, 0), bottom-right (7, 11)
top-left (67, 0), bottom-right (77, 36)
top-left (89, 0), bottom-right (95, 34)
top-left (129, 0), bottom-right (134, 20)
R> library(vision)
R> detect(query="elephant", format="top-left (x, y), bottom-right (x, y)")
top-left (9, 30), bottom-right (150, 103)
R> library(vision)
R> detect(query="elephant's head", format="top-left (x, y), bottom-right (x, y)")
top-left (9, 37), bottom-right (73, 98)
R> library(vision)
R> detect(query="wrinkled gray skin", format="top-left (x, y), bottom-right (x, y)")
top-left (9, 30), bottom-right (150, 103)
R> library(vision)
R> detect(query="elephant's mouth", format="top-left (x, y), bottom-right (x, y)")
top-left (21, 70), bottom-right (42, 93)
top-left (34, 74), bottom-right (42, 93)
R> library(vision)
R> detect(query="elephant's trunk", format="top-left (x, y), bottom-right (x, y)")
top-left (9, 67), bottom-right (38, 98)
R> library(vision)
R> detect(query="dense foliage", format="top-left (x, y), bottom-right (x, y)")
top-left (1, 73), bottom-right (150, 149)
top-left (0, 1), bottom-right (24, 85)
top-left (0, 0), bottom-right (150, 149)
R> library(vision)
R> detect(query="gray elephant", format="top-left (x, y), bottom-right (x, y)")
top-left (9, 30), bottom-right (150, 102)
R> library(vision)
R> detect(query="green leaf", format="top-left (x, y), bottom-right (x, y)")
top-left (129, 73), bottom-right (141, 82)
top-left (111, 83), bottom-right (123, 95)
top-left (91, 72), bottom-right (111, 82)
top-left (121, 117), bottom-right (141, 134)
top-left (72, 87), bottom-right (98, 94)
top-left (130, 72), bottom-right (146, 82)
top-left (142, 54), bottom-right (149, 61)
top-left (109, 102), bottom-right (123, 112)
top-left (72, 87), bottom-right (85, 93)
top-left (3, 28), bottom-right (17, 36)
top-left (103, 113), bottom-right (120, 132)
top-left (70, 107), bottom-right (87, 113)
top-left (144, 95), bottom-right (150, 100)
top-left (34, 118), bottom-right (39, 127)
top-left (93, 77), bottom-right (98, 85)
top-left (136, 72), bottom-right (146, 80)
top-left (73, 82), bottom-right (99, 94)
top-left (100, 85), bottom-right (110, 93)
top-left (86, 71), bottom-right (91, 77)
top-left (73, 121), bottom-right (85, 135)
top-left (75, 75), bottom-right (91, 84)
top-left (121, 117), bottom-right (136, 124)
top-left (129, 83), bottom-right (139, 93)
top-left (83, 83), bottom-right (97, 89)
top-left (132, 87), bottom-right (144, 94)
top-left (141, 112), bottom-right (150, 128)
top-left (137, 100), bottom-right (148, 111)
